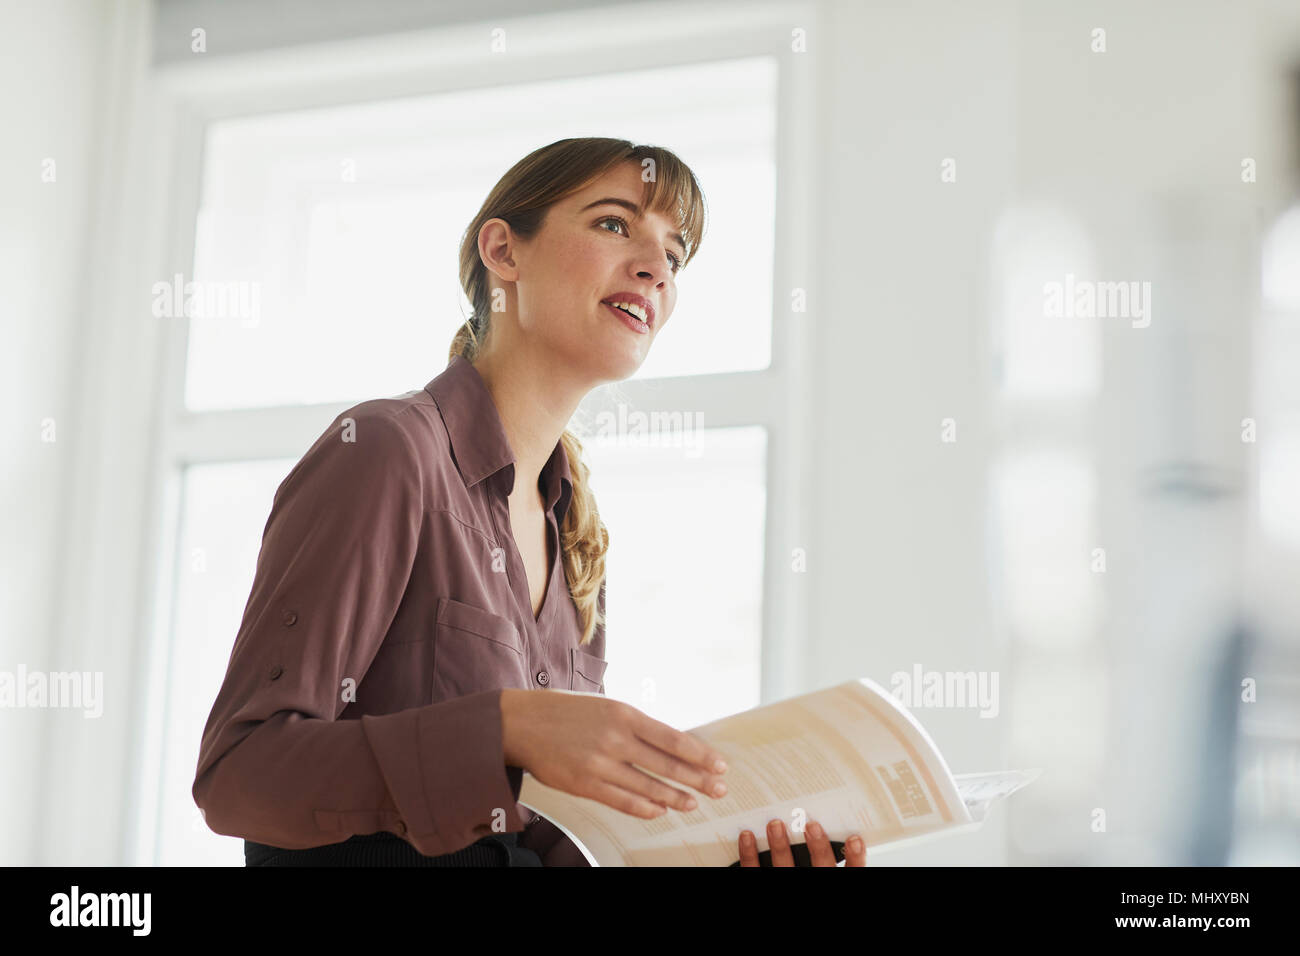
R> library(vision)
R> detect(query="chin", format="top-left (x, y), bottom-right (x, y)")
top-left (570, 331), bottom-right (645, 381)
top-left (603, 351), bottom-right (646, 384)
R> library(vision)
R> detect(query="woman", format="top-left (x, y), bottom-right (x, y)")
top-left (192, 136), bottom-right (866, 867)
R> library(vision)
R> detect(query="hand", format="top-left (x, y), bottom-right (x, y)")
top-left (737, 819), bottom-right (868, 867)
top-left (501, 688), bottom-right (729, 819)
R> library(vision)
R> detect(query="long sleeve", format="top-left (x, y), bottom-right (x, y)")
top-left (192, 409), bottom-right (527, 857)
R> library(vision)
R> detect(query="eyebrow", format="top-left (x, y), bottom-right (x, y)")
top-left (579, 197), bottom-right (687, 256)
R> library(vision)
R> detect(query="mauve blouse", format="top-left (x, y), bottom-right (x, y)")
top-left (192, 353), bottom-right (607, 866)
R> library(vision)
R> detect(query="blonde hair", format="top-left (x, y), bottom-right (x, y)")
top-left (449, 137), bottom-right (707, 646)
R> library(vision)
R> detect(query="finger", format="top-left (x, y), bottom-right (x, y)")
top-left (767, 819), bottom-right (794, 867)
top-left (843, 833), bottom-right (868, 867)
top-left (586, 778), bottom-right (670, 820)
top-left (625, 740), bottom-right (729, 803)
top-left (738, 830), bottom-right (760, 867)
top-left (806, 821), bottom-right (837, 867)
top-left (628, 710), bottom-right (729, 783)
top-left (607, 738), bottom-right (726, 807)
top-left (606, 759), bottom-right (705, 813)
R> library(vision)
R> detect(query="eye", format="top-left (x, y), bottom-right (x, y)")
top-left (597, 215), bottom-right (629, 236)
top-left (598, 215), bottom-right (682, 274)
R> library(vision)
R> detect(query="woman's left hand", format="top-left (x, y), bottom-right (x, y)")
top-left (737, 819), bottom-right (867, 867)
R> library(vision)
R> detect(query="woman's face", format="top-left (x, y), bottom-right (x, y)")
top-left (484, 161), bottom-right (684, 384)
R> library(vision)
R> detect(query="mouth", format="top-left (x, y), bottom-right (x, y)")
top-left (600, 294), bottom-right (655, 330)
top-left (602, 301), bottom-right (652, 334)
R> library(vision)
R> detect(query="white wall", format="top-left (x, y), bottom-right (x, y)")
top-left (805, 0), bottom-right (1299, 865)
top-left (0, 0), bottom-right (115, 866)
top-left (805, 0), bottom-right (1019, 865)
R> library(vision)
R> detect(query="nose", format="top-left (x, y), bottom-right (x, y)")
top-left (630, 247), bottom-right (672, 286)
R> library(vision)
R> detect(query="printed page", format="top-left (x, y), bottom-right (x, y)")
top-left (948, 769), bottom-right (1042, 831)
top-left (954, 769), bottom-right (1042, 807)
top-left (518, 677), bottom-right (974, 866)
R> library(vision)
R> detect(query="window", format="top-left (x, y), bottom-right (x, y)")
top-left (1233, 201), bottom-right (1300, 864)
top-left (135, 21), bottom-right (809, 865)
top-left (583, 426), bottom-right (767, 731)
top-left (1257, 204), bottom-right (1300, 548)
top-left (152, 459), bottom-right (297, 866)
top-left (183, 57), bottom-right (776, 412)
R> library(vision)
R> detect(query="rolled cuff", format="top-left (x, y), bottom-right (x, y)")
top-left (361, 689), bottom-right (528, 857)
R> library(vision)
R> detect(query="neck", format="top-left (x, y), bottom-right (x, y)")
top-left (469, 344), bottom-right (588, 507)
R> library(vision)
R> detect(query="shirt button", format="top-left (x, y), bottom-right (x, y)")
top-left (396, 820), bottom-right (407, 835)
top-left (269, 665), bottom-right (284, 680)
top-left (536, 670), bottom-right (549, 686)
top-left (281, 610), bottom-right (298, 627)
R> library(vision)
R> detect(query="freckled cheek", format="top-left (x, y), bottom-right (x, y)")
top-left (567, 236), bottom-right (609, 268)
top-left (543, 240), bottom-right (602, 307)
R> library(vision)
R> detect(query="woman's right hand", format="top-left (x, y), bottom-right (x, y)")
top-left (500, 688), bottom-right (729, 818)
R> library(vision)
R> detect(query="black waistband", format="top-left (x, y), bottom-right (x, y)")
top-left (244, 830), bottom-right (542, 867)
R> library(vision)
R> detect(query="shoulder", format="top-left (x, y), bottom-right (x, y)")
top-left (332, 387), bottom-right (447, 457)
top-left (282, 388), bottom-right (451, 499)
top-left (310, 387), bottom-right (457, 477)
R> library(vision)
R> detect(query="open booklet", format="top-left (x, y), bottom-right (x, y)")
top-left (517, 677), bottom-right (1041, 866)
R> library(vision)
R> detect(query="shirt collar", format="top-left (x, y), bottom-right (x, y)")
top-left (424, 354), bottom-right (574, 522)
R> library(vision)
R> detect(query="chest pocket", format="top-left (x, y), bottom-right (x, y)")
top-left (431, 597), bottom-right (528, 700)
top-left (571, 646), bottom-right (607, 694)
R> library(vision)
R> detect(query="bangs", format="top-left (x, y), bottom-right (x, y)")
top-left (634, 148), bottom-right (707, 270)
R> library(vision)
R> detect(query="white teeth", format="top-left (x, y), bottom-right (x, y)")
top-left (609, 301), bottom-right (649, 323)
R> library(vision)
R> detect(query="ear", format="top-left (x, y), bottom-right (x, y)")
top-left (478, 218), bottom-right (520, 284)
